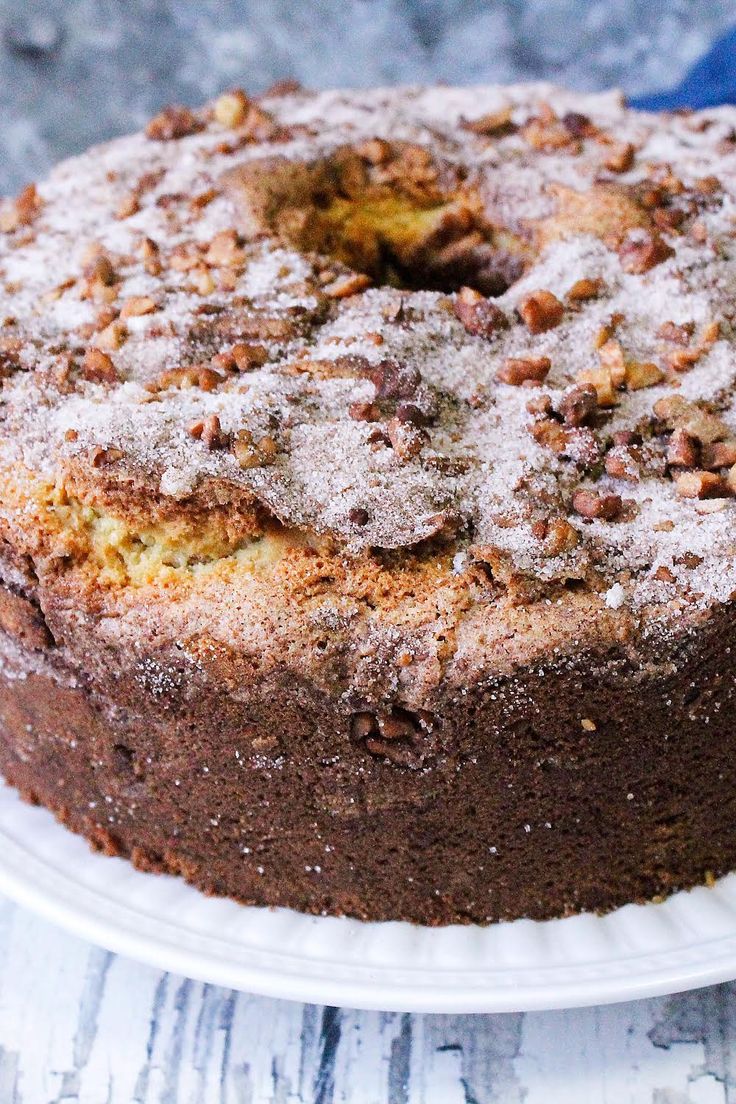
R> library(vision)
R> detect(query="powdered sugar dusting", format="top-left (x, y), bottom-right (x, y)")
top-left (3, 83), bottom-right (736, 613)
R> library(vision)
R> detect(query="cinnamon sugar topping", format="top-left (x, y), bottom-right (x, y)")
top-left (4, 82), bottom-right (736, 613)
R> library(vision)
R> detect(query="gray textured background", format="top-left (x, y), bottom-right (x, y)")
top-left (0, 0), bottom-right (734, 193)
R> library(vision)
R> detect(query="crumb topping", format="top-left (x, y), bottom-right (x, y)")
top-left (3, 82), bottom-right (736, 614)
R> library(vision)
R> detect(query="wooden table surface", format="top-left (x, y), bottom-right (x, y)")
top-left (1, 895), bottom-right (733, 1103)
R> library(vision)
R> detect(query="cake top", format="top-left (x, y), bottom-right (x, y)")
top-left (2, 81), bottom-right (736, 618)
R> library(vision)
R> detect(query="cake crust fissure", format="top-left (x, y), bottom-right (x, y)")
top-left (2, 82), bottom-right (736, 923)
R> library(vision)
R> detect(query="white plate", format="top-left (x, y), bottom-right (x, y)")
top-left (2, 778), bottom-right (736, 1012)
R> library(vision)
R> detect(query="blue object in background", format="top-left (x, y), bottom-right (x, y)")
top-left (631, 26), bottom-right (736, 110)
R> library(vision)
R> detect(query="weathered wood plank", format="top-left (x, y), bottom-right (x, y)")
top-left (0, 896), bottom-right (735, 1103)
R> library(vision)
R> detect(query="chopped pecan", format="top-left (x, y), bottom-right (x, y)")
top-left (674, 470), bottom-right (728, 499)
top-left (233, 343), bottom-right (269, 371)
top-left (355, 137), bottom-right (393, 164)
top-left (387, 416), bottom-right (427, 460)
top-left (657, 320), bottom-right (695, 345)
top-left (653, 206), bottom-right (686, 232)
top-left (566, 277), bottom-right (603, 303)
top-left (653, 395), bottom-right (729, 443)
top-left (576, 365), bottom-right (618, 407)
top-left (116, 191), bottom-right (140, 220)
top-left (605, 444), bottom-right (640, 482)
top-left (149, 365), bottom-right (223, 392)
top-left (213, 89), bottom-right (249, 128)
top-left (517, 289), bottom-right (564, 333)
top-left (364, 358), bottom-right (421, 401)
top-left (348, 506), bottom-right (370, 526)
top-left (534, 517), bottom-right (580, 556)
top-left (700, 439), bottom-right (736, 470)
top-left (145, 104), bottom-right (204, 141)
top-left (522, 104), bottom-right (578, 150)
top-left (666, 428), bottom-right (699, 468)
top-left (618, 232), bottom-right (674, 274)
top-left (233, 429), bottom-right (279, 469)
top-left (453, 286), bottom-right (509, 337)
top-left (82, 347), bottom-right (118, 384)
top-left (94, 320), bottom-right (127, 352)
top-left (205, 229), bottom-right (245, 267)
top-left (624, 360), bottom-right (664, 390)
top-left (188, 414), bottom-right (230, 450)
top-left (0, 184), bottom-right (42, 233)
top-left (558, 384), bottom-right (598, 426)
top-left (461, 107), bottom-right (515, 136)
top-left (561, 111), bottom-right (593, 138)
top-left (597, 339), bottom-right (627, 387)
top-left (323, 273), bottom-right (372, 299)
top-left (498, 355), bottom-right (551, 386)
top-left (572, 489), bottom-right (623, 520)
top-left (531, 418), bottom-right (568, 454)
top-left (603, 141), bottom-right (635, 173)
top-left (348, 401), bottom-right (380, 422)
top-left (119, 295), bottom-right (157, 320)
top-left (90, 446), bottom-right (124, 468)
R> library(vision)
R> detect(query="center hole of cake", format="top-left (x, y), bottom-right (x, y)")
top-left (308, 188), bottom-right (524, 296)
top-left (225, 144), bottom-right (527, 296)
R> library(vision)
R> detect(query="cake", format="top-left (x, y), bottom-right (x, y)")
top-left (1, 81), bottom-right (736, 926)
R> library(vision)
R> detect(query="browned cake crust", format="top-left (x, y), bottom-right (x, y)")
top-left (2, 83), bottom-right (736, 923)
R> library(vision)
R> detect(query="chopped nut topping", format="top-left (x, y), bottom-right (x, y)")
top-left (617, 232), bottom-right (674, 274)
top-left (557, 384), bottom-right (598, 426)
top-left (576, 365), bottom-right (618, 407)
top-left (561, 111), bottom-right (593, 138)
top-left (461, 106), bottom-right (515, 136)
top-left (522, 104), bottom-right (578, 151)
top-left (498, 355), bottom-right (551, 386)
top-left (205, 229), bottom-right (245, 268)
top-left (119, 296), bottom-right (157, 320)
top-left (349, 401), bottom-right (380, 422)
top-left (355, 137), bottom-right (392, 164)
top-left (675, 470), bottom-right (728, 499)
top-left (387, 416), bottom-right (427, 460)
top-left (605, 444), bottom-right (640, 482)
top-left (115, 191), bottom-right (140, 220)
top-left (348, 506), bottom-right (370, 526)
top-left (90, 446), bottom-right (124, 468)
top-left (453, 286), bottom-right (509, 337)
top-left (533, 516), bottom-right (580, 556)
top-left (233, 429), bottom-right (279, 469)
top-left (571, 489), bottom-right (623, 520)
top-left (188, 414), bottom-right (230, 450)
top-left (364, 359), bottom-right (421, 401)
top-left (531, 418), bottom-right (571, 456)
top-left (666, 428), bottom-right (700, 468)
top-left (603, 141), bottom-right (635, 174)
top-left (149, 365), bottom-right (223, 392)
top-left (213, 89), bottom-right (249, 128)
top-left (145, 104), bottom-right (204, 141)
top-left (657, 320), bottom-right (695, 345)
top-left (322, 273), bottom-right (372, 299)
top-left (0, 184), bottom-right (42, 233)
top-left (231, 343), bottom-right (268, 372)
top-left (700, 440), bottom-right (736, 470)
top-left (566, 277), bottom-right (603, 302)
top-left (517, 289), bottom-right (564, 333)
top-left (94, 320), bottom-right (127, 352)
top-left (624, 359), bottom-right (664, 390)
top-left (653, 395), bottom-right (730, 443)
top-left (82, 348), bottom-right (118, 384)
